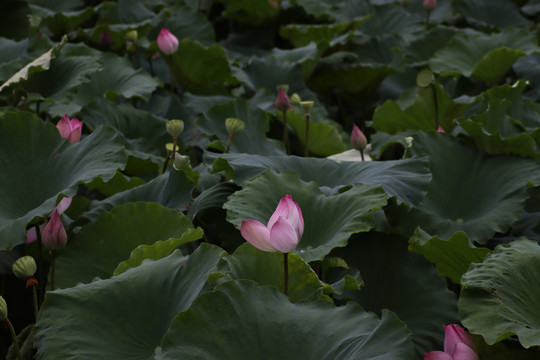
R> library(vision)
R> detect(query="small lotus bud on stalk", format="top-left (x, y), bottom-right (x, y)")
top-left (12, 256), bottom-right (39, 321)
top-left (99, 31), bottom-right (113, 49)
top-left (157, 28), bottom-right (179, 55)
top-left (163, 120), bottom-right (184, 172)
top-left (1, 296), bottom-right (22, 360)
top-left (300, 101), bottom-right (314, 157)
top-left (56, 114), bottom-right (83, 143)
top-left (274, 86), bottom-right (292, 153)
top-left (423, 0), bottom-right (436, 27)
top-left (351, 124), bottom-right (368, 161)
top-left (225, 118), bottom-right (246, 153)
top-left (42, 209), bottom-right (68, 291)
top-left (290, 93), bottom-right (301, 105)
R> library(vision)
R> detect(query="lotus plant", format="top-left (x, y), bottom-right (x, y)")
top-left (241, 194), bottom-right (304, 295)
top-left (56, 114), bottom-right (83, 143)
top-left (274, 85), bottom-right (292, 153)
top-left (157, 28), bottom-right (179, 55)
top-left (424, 324), bottom-right (479, 360)
top-left (351, 124), bottom-right (367, 161)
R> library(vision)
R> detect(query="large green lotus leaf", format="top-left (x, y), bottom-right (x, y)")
top-left (31, 5), bottom-right (95, 36)
top-left (169, 39), bottom-right (236, 95)
top-left (35, 244), bottom-right (224, 359)
top-left (217, 0), bottom-right (278, 25)
top-left (54, 202), bottom-right (195, 289)
top-left (409, 230), bottom-right (491, 285)
top-left (81, 98), bottom-right (168, 164)
top-left (156, 280), bottom-right (414, 359)
top-left (333, 232), bottom-right (459, 359)
top-left (279, 17), bottom-right (370, 48)
top-left (429, 29), bottom-right (538, 83)
top-left (84, 171), bottom-right (145, 197)
top-left (187, 182), bottom-right (238, 220)
top-left (198, 99), bottom-right (285, 155)
top-left (270, 42), bottom-right (324, 80)
top-left (0, 38), bottom-right (31, 81)
top-left (43, 51), bottom-right (160, 116)
top-left (406, 26), bottom-right (458, 66)
top-left (371, 83), bottom-right (472, 133)
top-left (94, 0), bottom-right (154, 24)
top-left (81, 168), bottom-right (196, 223)
top-left (454, 0), bottom-right (531, 29)
top-left (400, 132), bottom-right (540, 243)
top-left (218, 243), bottom-right (325, 303)
top-left (224, 170), bottom-right (388, 262)
top-left (513, 55), bottom-right (540, 101)
top-left (206, 152), bottom-right (430, 206)
top-left (26, 0), bottom-right (83, 12)
top-left (114, 227), bottom-right (205, 275)
top-left (356, 3), bottom-right (422, 42)
top-left (0, 112), bottom-right (126, 250)
top-left (459, 240), bottom-right (540, 348)
top-left (292, 0), bottom-right (336, 18)
top-left (154, 6), bottom-right (214, 44)
top-left (284, 109), bottom-right (346, 156)
top-left (0, 0), bottom-right (30, 40)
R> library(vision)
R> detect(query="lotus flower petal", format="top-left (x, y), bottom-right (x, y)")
top-left (424, 351), bottom-right (453, 360)
top-left (269, 217), bottom-right (299, 253)
top-left (240, 220), bottom-right (277, 252)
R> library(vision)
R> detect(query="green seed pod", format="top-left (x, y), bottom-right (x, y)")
top-left (225, 118), bottom-right (246, 136)
top-left (125, 30), bottom-right (138, 42)
top-left (0, 296), bottom-right (7, 321)
top-left (166, 119), bottom-right (184, 137)
top-left (290, 93), bottom-right (301, 105)
top-left (300, 101), bottom-right (314, 114)
top-left (12, 256), bottom-right (37, 280)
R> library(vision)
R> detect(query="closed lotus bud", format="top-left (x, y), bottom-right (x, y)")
top-left (350, 124), bottom-right (367, 151)
top-left (290, 93), bottom-right (301, 105)
top-left (173, 153), bottom-right (191, 171)
top-left (56, 114), bottom-right (83, 143)
top-left (166, 119), bottom-right (184, 137)
top-left (157, 28), bottom-right (179, 55)
top-left (225, 118), bottom-right (246, 136)
top-left (99, 31), bottom-right (114, 48)
top-left (274, 87), bottom-right (291, 112)
top-left (125, 30), bottom-right (138, 42)
top-left (12, 256), bottom-right (37, 280)
top-left (300, 101), bottom-right (314, 114)
top-left (424, 0), bottom-right (436, 11)
top-left (0, 296), bottom-right (7, 321)
top-left (41, 210), bottom-right (68, 250)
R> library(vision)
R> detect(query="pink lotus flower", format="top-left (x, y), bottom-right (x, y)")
top-left (157, 28), bottom-right (179, 55)
top-left (274, 88), bottom-right (291, 112)
top-left (350, 124), bottom-right (367, 151)
top-left (56, 114), bottom-right (83, 143)
top-left (424, 324), bottom-right (478, 360)
top-left (437, 125), bottom-right (445, 133)
top-left (26, 197), bottom-right (72, 244)
top-left (41, 210), bottom-right (68, 250)
top-left (424, 0), bottom-right (436, 11)
top-left (240, 194), bottom-right (304, 253)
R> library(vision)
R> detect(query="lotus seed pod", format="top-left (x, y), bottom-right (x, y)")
top-left (0, 296), bottom-right (7, 321)
top-left (225, 118), bottom-right (246, 136)
top-left (300, 101), bottom-right (314, 114)
top-left (276, 84), bottom-right (289, 93)
top-left (290, 93), bottom-right (301, 105)
top-left (12, 256), bottom-right (37, 280)
top-left (166, 119), bottom-right (184, 137)
top-left (125, 30), bottom-right (138, 42)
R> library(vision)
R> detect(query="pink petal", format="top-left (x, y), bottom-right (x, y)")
top-left (53, 197), bottom-right (73, 215)
top-left (56, 114), bottom-right (72, 139)
top-left (453, 343), bottom-right (479, 360)
top-left (289, 196), bottom-right (304, 238)
top-left (267, 196), bottom-right (291, 230)
top-left (444, 325), bottom-right (476, 356)
top-left (157, 28), bottom-right (179, 55)
top-left (423, 351), bottom-right (452, 360)
top-left (25, 227), bottom-right (38, 244)
top-left (42, 210), bottom-right (67, 250)
top-left (67, 119), bottom-right (83, 143)
top-left (269, 217), bottom-right (299, 253)
top-left (240, 220), bottom-right (277, 252)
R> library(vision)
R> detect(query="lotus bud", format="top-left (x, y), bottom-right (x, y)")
top-left (99, 31), bottom-right (114, 48)
top-left (12, 256), bottom-right (37, 280)
top-left (350, 124), bottom-right (367, 151)
top-left (166, 119), bottom-right (184, 137)
top-left (300, 101), bottom-right (314, 115)
top-left (290, 93), bottom-right (301, 105)
top-left (437, 125), bottom-right (445, 133)
top-left (173, 153), bottom-right (191, 171)
top-left (57, 114), bottom-right (83, 143)
top-left (0, 296), bottom-right (7, 321)
top-left (125, 30), bottom-right (138, 42)
top-left (274, 87), bottom-right (291, 112)
top-left (424, 0), bottom-right (436, 11)
top-left (41, 210), bottom-right (68, 250)
top-left (225, 118), bottom-right (246, 136)
top-left (157, 28), bottom-right (179, 55)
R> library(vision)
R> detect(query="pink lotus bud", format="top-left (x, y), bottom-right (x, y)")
top-left (157, 28), bottom-right (179, 55)
top-left (99, 31), bottom-right (113, 48)
top-left (26, 197), bottom-right (72, 244)
top-left (424, 0), bottom-right (436, 11)
top-left (274, 88), bottom-right (291, 112)
top-left (437, 125), bottom-right (444, 133)
top-left (424, 324), bottom-right (478, 360)
top-left (350, 124), bottom-right (367, 151)
top-left (41, 210), bottom-right (68, 250)
top-left (240, 194), bottom-right (304, 253)
top-left (56, 114), bottom-right (83, 143)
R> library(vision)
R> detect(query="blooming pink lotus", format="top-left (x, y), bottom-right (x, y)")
top-left (240, 194), bottom-right (304, 253)
top-left (424, 324), bottom-right (478, 360)
top-left (274, 88), bottom-right (291, 112)
top-left (157, 28), bottom-right (179, 55)
top-left (41, 210), bottom-right (68, 250)
top-left (56, 114), bottom-right (83, 143)
top-left (26, 197), bottom-right (72, 244)
top-left (350, 124), bottom-right (367, 151)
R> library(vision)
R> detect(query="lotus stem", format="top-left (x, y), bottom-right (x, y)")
top-left (360, 149), bottom-right (365, 161)
top-left (304, 113), bottom-right (310, 157)
top-left (283, 252), bottom-right (289, 296)
top-left (6, 318), bottom-right (22, 360)
top-left (49, 250), bottom-right (56, 291)
top-left (431, 83), bottom-right (439, 129)
top-left (32, 283), bottom-right (39, 321)
top-left (282, 110), bottom-right (289, 154)
top-left (226, 134), bottom-right (233, 153)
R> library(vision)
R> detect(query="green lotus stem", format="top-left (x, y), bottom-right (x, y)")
top-left (49, 250), bottom-right (56, 291)
top-left (431, 83), bottom-right (439, 129)
top-left (35, 224), bottom-right (45, 304)
top-left (282, 110), bottom-right (289, 154)
top-left (226, 134), bottom-right (233, 153)
top-left (32, 284), bottom-right (39, 321)
top-left (6, 318), bottom-right (22, 360)
top-left (304, 113), bottom-right (310, 157)
top-left (283, 252), bottom-right (289, 296)
top-left (161, 137), bottom-right (177, 173)
top-left (360, 149), bottom-right (365, 161)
